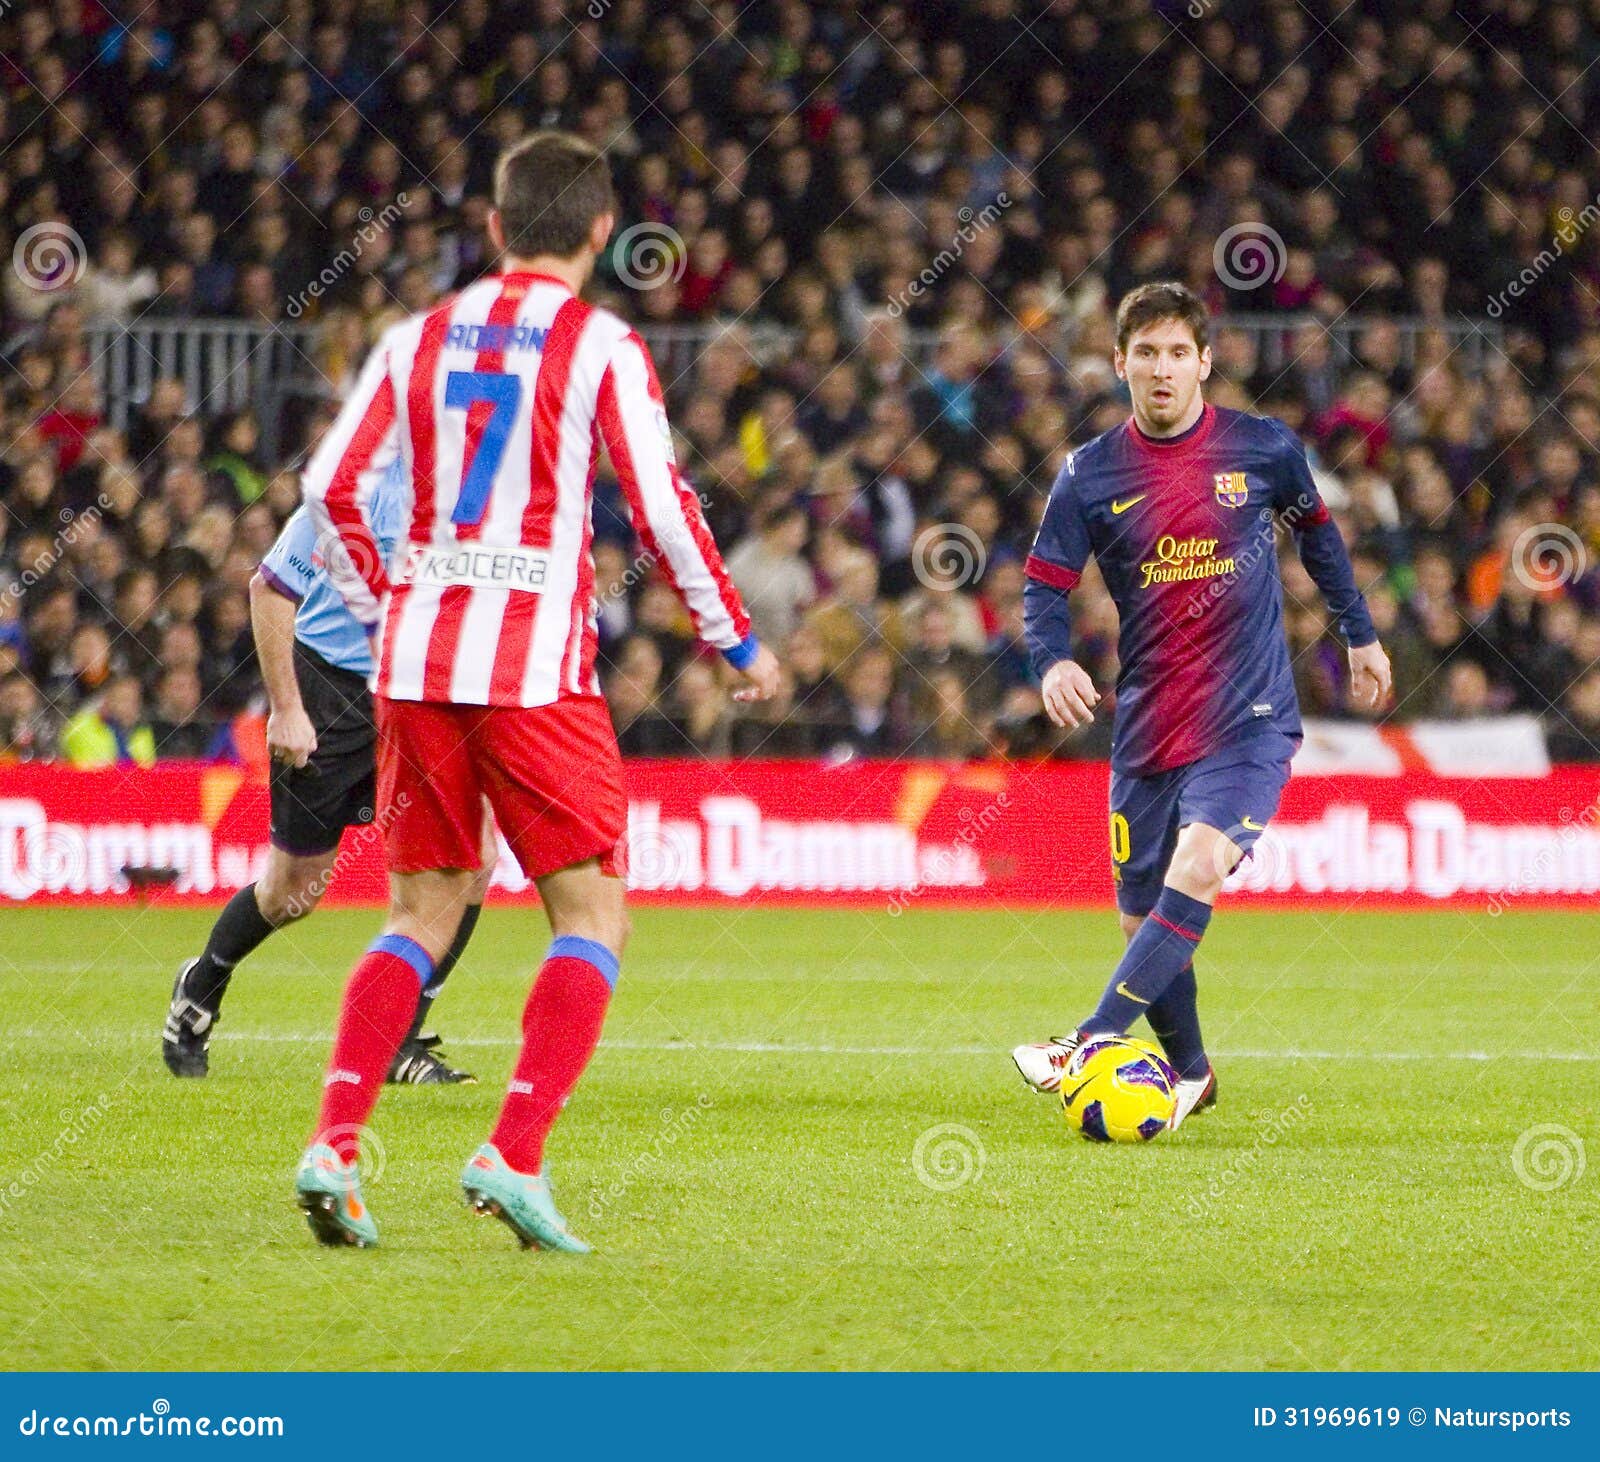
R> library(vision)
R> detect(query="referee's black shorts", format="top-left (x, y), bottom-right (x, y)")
top-left (267, 643), bottom-right (376, 857)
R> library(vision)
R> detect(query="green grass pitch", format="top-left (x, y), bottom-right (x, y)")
top-left (0, 904), bottom-right (1594, 1371)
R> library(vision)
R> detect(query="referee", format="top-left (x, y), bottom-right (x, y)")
top-left (163, 461), bottom-right (487, 1082)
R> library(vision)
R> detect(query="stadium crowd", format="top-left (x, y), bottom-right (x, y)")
top-left (3, 0), bottom-right (1600, 767)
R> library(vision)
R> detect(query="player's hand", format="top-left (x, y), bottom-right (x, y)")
top-left (1348, 640), bottom-right (1393, 711)
top-left (1041, 660), bottom-right (1100, 729)
top-left (267, 705), bottom-right (318, 769)
top-left (731, 644), bottom-right (782, 703)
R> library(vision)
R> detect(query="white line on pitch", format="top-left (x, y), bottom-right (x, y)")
top-left (7, 1030), bottom-right (1594, 1061)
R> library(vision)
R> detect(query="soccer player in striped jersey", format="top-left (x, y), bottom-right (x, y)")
top-left (162, 459), bottom-right (488, 1086)
top-left (1012, 283), bottom-right (1392, 1129)
top-left (293, 131), bottom-right (778, 1250)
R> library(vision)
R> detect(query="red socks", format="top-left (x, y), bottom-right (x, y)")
top-left (311, 933), bottom-right (616, 1177)
top-left (313, 936), bottom-right (433, 1163)
top-left (489, 937), bottom-right (618, 1175)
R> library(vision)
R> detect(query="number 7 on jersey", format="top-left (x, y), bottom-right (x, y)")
top-left (445, 369), bottom-right (523, 528)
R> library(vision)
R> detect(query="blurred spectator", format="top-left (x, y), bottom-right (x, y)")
top-left (670, 657), bottom-right (731, 758)
top-left (806, 548), bottom-right (905, 671)
top-left (0, 674), bottom-right (58, 762)
top-left (906, 670), bottom-right (984, 760)
top-left (1433, 660), bottom-right (1497, 721)
top-left (608, 633), bottom-right (678, 756)
top-left (826, 647), bottom-right (907, 759)
top-left (904, 600), bottom-right (993, 724)
top-left (1546, 669), bottom-right (1600, 763)
top-left (60, 675), bottom-right (155, 768)
top-left (725, 504), bottom-right (815, 647)
top-left (149, 666), bottom-right (235, 761)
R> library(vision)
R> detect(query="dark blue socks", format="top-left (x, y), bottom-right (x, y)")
top-left (1146, 961), bottom-right (1209, 1078)
top-left (1086, 887), bottom-right (1213, 1035)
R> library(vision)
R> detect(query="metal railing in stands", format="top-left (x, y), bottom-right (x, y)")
top-left (84, 320), bottom-right (323, 465)
top-left (1217, 313), bottom-right (1504, 375)
top-left (83, 313), bottom-right (1503, 463)
top-left (640, 313), bottom-right (1508, 379)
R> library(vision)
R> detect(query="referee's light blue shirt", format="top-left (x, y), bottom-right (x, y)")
top-left (257, 462), bottom-right (409, 676)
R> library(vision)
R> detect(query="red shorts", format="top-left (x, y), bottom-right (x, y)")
top-left (375, 694), bottom-right (628, 880)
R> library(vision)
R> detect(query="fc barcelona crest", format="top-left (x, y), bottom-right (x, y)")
top-left (1213, 471), bottom-right (1248, 508)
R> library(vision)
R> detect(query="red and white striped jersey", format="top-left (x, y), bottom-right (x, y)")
top-left (301, 269), bottom-right (753, 707)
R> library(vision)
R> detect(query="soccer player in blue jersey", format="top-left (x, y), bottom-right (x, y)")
top-left (162, 461), bottom-right (490, 1082)
top-left (1012, 282), bottom-right (1392, 1127)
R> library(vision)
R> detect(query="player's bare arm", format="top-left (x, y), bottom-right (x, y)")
top-left (249, 571), bottom-right (317, 769)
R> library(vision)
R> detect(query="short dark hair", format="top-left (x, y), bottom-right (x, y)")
top-left (494, 131), bottom-right (616, 259)
top-left (1115, 281), bottom-right (1210, 353)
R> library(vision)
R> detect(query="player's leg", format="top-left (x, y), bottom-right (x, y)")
top-left (1117, 900), bottom-right (1218, 1126)
top-left (388, 803), bottom-right (496, 1084)
top-left (167, 696), bottom-right (374, 1077)
top-left (463, 859), bottom-right (624, 1254)
top-left (1013, 766), bottom-right (1176, 1092)
top-left (1096, 910), bottom-right (1211, 1105)
top-left (162, 843), bottom-right (336, 1077)
top-left (1139, 913), bottom-right (1208, 1078)
top-left (296, 698), bottom-right (483, 1247)
top-left (1084, 731), bottom-right (1295, 1035)
top-left (1072, 732), bottom-right (1296, 1119)
top-left (297, 865), bottom-right (475, 1247)
top-left (461, 697), bottom-right (629, 1253)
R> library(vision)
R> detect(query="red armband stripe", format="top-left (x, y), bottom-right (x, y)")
top-left (1025, 554), bottom-right (1081, 591)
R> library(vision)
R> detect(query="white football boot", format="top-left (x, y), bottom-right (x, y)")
top-left (1168, 1067), bottom-right (1218, 1130)
top-left (1010, 1031), bottom-right (1085, 1094)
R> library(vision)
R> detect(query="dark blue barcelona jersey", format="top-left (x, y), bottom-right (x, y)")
top-left (1025, 404), bottom-right (1373, 777)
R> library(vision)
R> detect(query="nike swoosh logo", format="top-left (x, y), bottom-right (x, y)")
top-left (1115, 980), bottom-right (1150, 1005)
top-left (1110, 494), bottom-right (1146, 515)
top-left (1241, 816), bottom-right (1266, 831)
top-left (1061, 1076), bottom-right (1098, 1106)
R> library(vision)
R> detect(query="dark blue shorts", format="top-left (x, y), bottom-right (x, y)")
top-left (1108, 728), bottom-right (1298, 916)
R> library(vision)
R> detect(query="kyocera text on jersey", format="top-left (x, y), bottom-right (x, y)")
top-left (444, 321), bottom-right (548, 352)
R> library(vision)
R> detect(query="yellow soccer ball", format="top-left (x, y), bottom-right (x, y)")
top-left (1059, 1035), bottom-right (1178, 1142)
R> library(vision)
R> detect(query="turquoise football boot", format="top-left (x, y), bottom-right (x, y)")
top-left (461, 1144), bottom-right (590, 1253)
top-left (294, 1142), bottom-right (379, 1248)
